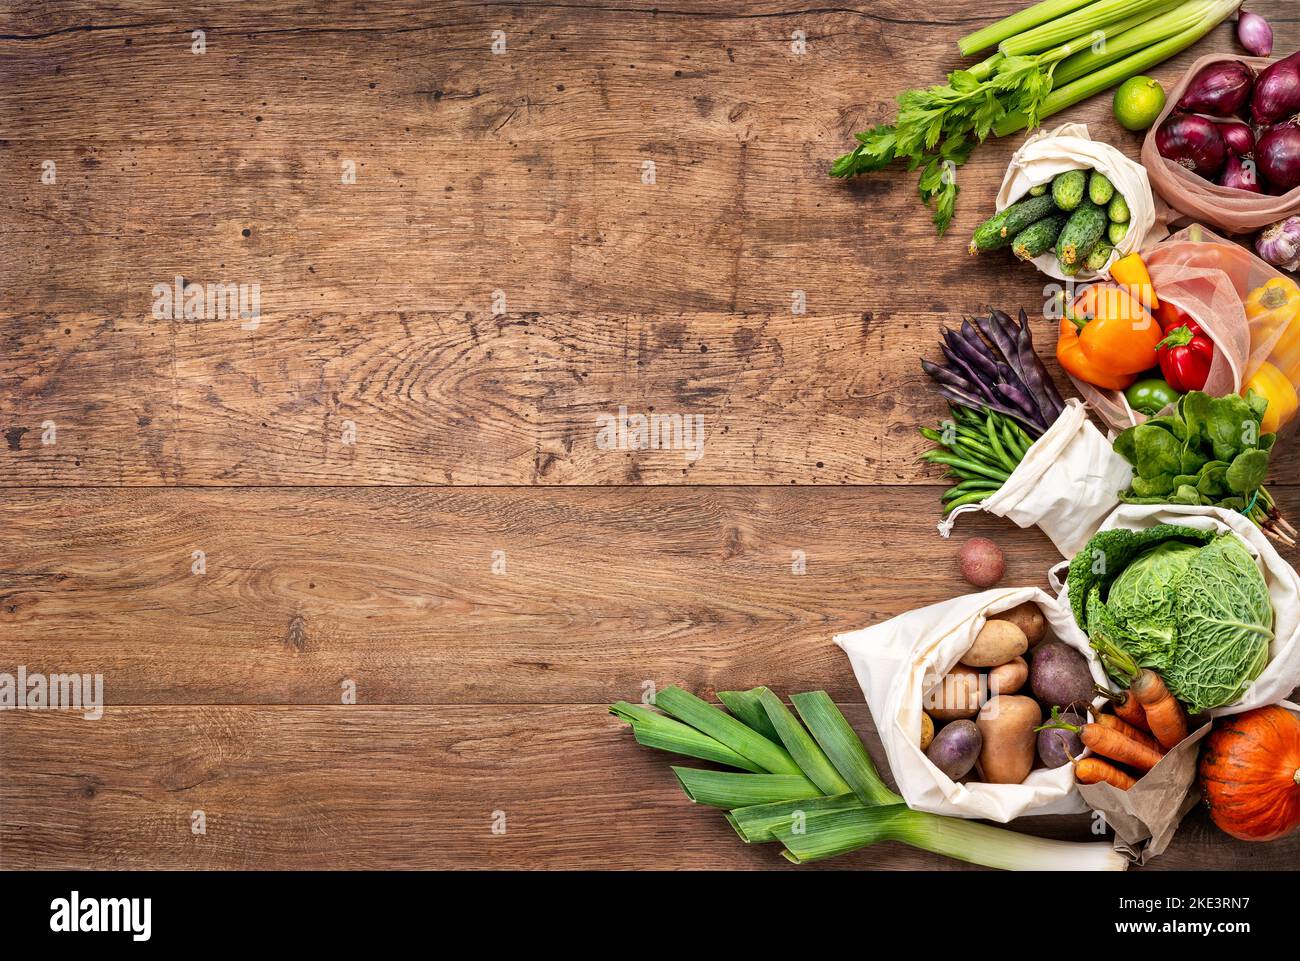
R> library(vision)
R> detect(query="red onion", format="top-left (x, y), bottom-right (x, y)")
top-left (1178, 60), bottom-right (1255, 117)
top-left (1252, 58), bottom-right (1300, 126)
top-left (1237, 12), bottom-right (1274, 57)
top-left (1257, 124), bottom-right (1300, 193)
top-left (1217, 120), bottom-right (1256, 156)
top-left (1219, 153), bottom-right (1262, 193)
top-left (1157, 113), bottom-right (1227, 180)
top-left (1256, 216), bottom-right (1300, 271)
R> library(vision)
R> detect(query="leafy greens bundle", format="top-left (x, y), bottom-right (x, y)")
top-left (1068, 524), bottom-right (1274, 714)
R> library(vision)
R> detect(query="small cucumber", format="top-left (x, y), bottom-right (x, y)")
top-left (1108, 192), bottom-right (1130, 223)
top-left (1059, 255), bottom-right (1081, 277)
top-left (1088, 171), bottom-right (1115, 206)
top-left (1029, 182), bottom-right (1049, 197)
top-left (1011, 214), bottom-right (1068, 261)
top-left (970, 209), bottom-right (1013, 254)
top-left (1108, 220), bottom-right (1130, 245)
top-left (1056, 201), bottom-right (1107, 267)
top-left (998, 194), bottom-right (1059, 239)
top-left (1051, 169), bottom-right (1087, 211)
top-left (1085, 242), bottom-right (1116, 273)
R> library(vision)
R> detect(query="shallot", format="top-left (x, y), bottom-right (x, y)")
top-left (1237, 11), bottom-right (1273, 57)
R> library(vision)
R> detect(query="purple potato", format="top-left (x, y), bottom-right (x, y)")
top-left (925, 719), bottom-right (982, 781)
top-left (1037, 710), bottom-right (1084, 768)
top-left (1030, 640), bottom-right (1095, 713)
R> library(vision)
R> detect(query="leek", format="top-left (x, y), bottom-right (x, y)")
top-left (959, 0), bottom-right (1098, 56)
top-left (790, 691), bottom-right (901, 806)
top-left (757, 688), bottom-right (853, 796)
top-left (609, 702), bottom-right (763, 773)
top-left (1000, 0), bottom-right (1175, 56)
top-left (716, 688), bottom-right (780, 743)
top-left (671, 767), bottom-right (822, 809)
top-left (725, 793), bottom-right (863, 843)
top-left (655, 685), bottom-right (803, 775)
top-left (774, 805), bottom-right (1128, 871)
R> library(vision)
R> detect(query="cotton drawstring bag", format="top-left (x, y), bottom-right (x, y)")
top-left (996, 122), bottom-right (1163, 281)
top-left (938, 399), bottom-right (1133, 558)
top-left (835, 587), bottom-right (1109, 821)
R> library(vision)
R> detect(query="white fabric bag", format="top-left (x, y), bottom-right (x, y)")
top-left (1057, 504), bottom-right (1300, 717)
top-left (996, 122), bottom-right (1164, 281)
top-left (939, 399), bottom-right (1133, 558)
top-left (835, 587), bottom-right (1109, 822)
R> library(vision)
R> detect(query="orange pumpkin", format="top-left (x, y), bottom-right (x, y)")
top-left (1200, 706), bottom-right (1300, 842)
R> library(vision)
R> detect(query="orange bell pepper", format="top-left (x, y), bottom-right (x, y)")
top-left (1067, 283), bottom-right (1163, 376)
top-left (1057, 316), bottom-right (1138, 391)
top-left (1108, 252), bottom-right (1160, 311)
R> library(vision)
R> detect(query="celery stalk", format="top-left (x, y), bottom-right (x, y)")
top-left (1000, 0), bottom-right (1175, 56)
top-left (774, 805), bottom-right (1129, 870)
top-left (1036, 0), bottom-right (1182, 66)
top-left (959, 0), bottom-right (1099, 56)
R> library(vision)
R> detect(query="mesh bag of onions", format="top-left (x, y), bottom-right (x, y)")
top-left (1073, 224), bottom-right (1300, 438)
top-left (1142, 53), bottom-right (1300, 234)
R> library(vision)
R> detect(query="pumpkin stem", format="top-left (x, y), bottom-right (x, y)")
top-left (1294, 767), bottom-right (1300, 786)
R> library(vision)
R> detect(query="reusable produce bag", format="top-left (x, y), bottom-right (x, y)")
top-left (996, 122), bottom-right (1162, 281)
top-left (1142, 54), bottom-right (1300, 235)
top-left (938, 399), bottom-right (1132, 558)
top-left (835, 587), bottom-right (1109, 822)
top-left (1074, 225), bottom-right (1299, 437)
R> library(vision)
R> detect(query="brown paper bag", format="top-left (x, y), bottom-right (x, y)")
top-left (1076, 723), bottom-right (1212, 865)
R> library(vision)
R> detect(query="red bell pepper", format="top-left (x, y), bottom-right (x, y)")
top-left (1155, 315), bottom-right (1214, 393)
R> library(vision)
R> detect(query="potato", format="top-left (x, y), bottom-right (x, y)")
top-left (988, 601), bottom-right (1047, 648)
top-left (920, 711), bottom-right (935, 751)
top-left (960, 619), bottom-right (1028, 668)
top-left (977, 695), bottom-right (1041, 784)
top-left (924, 665), bottom-right (983, 721)
top-left (925, 719), bottom-right (982, 781)
top-left (1030, 640), bottom-right (1096, 712)
top-left (959, 537), bottom-right (1005, 587)
top-left (988, 656), bottom-right (1028, 696)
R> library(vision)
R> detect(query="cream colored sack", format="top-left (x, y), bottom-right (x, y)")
top-left (835, 587), bottom-right (1108, 822)
top-left (996, 122), bottom-right (1163, 281)
top-left (1056, 504), bottom-right (1300, 718)
top-left (938, 400), bottom-right (1133, 558)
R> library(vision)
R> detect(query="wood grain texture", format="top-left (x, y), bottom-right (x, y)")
top-left (4, 705), bottom-right (1296, 870)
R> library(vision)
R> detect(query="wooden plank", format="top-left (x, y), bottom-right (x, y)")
top-left (4, 704), bottom-right (1294, 870)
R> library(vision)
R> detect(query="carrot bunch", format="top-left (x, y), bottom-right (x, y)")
top-left (1042, 670), bottom-right (1190, 792)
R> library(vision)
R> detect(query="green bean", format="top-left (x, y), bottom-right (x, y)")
top-left (1001, 421), bottom-right (1026, 460)
top-left (984, 414), bottom-right (1018, 474)
top-left (942, 479), bottom-right (1002, 501)
top-left (945, 489), bottom-right (998, 513)
top-left (921, 452), bottom-right (1009, 483)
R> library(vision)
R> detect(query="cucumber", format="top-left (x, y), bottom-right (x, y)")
top-left (1011, 214), bottom-right (1068, 261)
top-left (1056, 201), bottom-right (1107, 267)
top-left (1051, 169), bottom-right (1087, 211)
top-left (1085, 242), bottom-right (1115, 273)
top-left (997, 194), bottom-right (1059, 239)
top-left (1108, 192), bottom-right (1130, 223)
top-left (1088, 171), bottom-right (1115, 206)
top-left (1059, 255), bottom-right (1081, 277)
top-left (1108, 220), bottom-right (1130, 245)
top-left (1029, 182), bottom-right (1049, 197)
top-left (969, 209), bottom-right (1013, 254)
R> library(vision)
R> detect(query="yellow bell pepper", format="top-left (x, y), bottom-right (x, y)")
top-left (1108, 252), bottom-right (1159, 311)
top-left (1245, 277), bottom-right (1300, 382)
top-left (1245, 361), bottom-right (1298, 435)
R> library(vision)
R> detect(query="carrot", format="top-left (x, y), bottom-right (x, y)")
top-left (1095, 685), bottom-right (1151, 734)
top-left (1075, 757), bottom-right (1137, 790)
top-left (1079, 724), bottom-right (1164, 772)
top-left (1095, 713), bottom-right (1163, 756)
top-left (1129, 669), bottom-right (1189, 750)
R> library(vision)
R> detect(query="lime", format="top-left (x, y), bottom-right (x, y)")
top-left (1113, 76), bottom-right (1166, 132)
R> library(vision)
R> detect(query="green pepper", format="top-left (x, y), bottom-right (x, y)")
top-left (1124, 376), bottom-right (1181, 416)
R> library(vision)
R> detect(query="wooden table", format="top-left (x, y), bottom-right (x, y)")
top-left (2, 1), bottom-right (1297, 870)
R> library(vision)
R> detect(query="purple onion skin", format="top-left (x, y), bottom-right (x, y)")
top-left (1217, 120), bottom-right (1256, 156)
top-left (1157, 113), bottom-right (1227, 180)
top-left (1237, 12), bottom-right (1273, 57)
top-left (1252, 58), bottom-right (1300, 126)
top-left (1219, 152), bottom-right (1262, 193)
top-left (1178, 60), bottom-right (1255, 117)
top-left (1257, 124), bottom-right (1300, 194)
